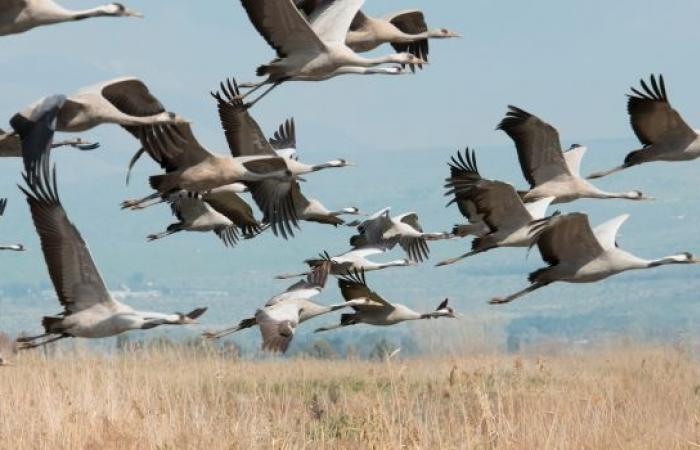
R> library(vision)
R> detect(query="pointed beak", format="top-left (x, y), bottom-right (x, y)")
top-left (345, 161), bottom-right (357, 167)
top-left (76, 142), bottom-right (100, 151)
top-left (641, 195), bottom-right (655, 201)
top-left (125, 9), bottom-right (144, 18)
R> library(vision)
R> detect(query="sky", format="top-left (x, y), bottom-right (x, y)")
top-left (1, 0), bottom-right (700, 348)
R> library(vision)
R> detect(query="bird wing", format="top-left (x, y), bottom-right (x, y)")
top-left (445, 149), bottom-right (530, 229)
top-left (203, 189), bottom-right (262, 236)
top-left (592, 214), bottom-right (629, 251)
top-left (246, 178), bottom-right (299, 239)
top-left (169, 196), bottom-right (211, 223)
top-left (132, 123), bottom-right (213, 172)
top-left (0, 198), bottom-right (5, 217)
top-left (269, 118), bottom-right (296, 153)
top-left (444, 148), bottom-right (485, 223)
top-left (497, 106), bottom-right (571, 188)
top-left (269, 261), bottom-right (330, 306)
top-left (396, 212), bottom-right (423, 232)
top-left (563, 145), bottom-right (586, 177)
top-left (9, 94), bottom-right (67, 174)
top-left (385, 10), bottom-right (428, 70)
top-left (352, 208), bottom-right (393, 248)
top-left (240, 0), bottom-right (326, 57)
top-left (338, 269), bottom-right (393, 311)
top-left (348, 9), bottom-right (370, 31)
top-left (341, 246), bottom-right (385, 259)
top-left (20, 157), bottom-right (113, 315)
top-left (531, 213), bottom-right (604, 266)
top-left (101, 78), bottom-right (166, 117)
top-left (627, 75), bottom-right (695, 146)
top-left (212, 79), bottom-right (277, 158)
top-left (308, 0), bottom-right (365, 44)
top-left (256, 303), bottom-right (299, 353)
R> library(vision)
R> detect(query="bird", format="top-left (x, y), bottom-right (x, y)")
top-left (276, 247), bottom-right (412, 279)
top-left (314, 269), bottom-right (455, 332)
top-left (0, 128), bottom-right (98, 157)
top-left (296, 3), bottom-right (459, 72)
top-left (288, 179), bottom-right (361, 226)
top-left (238, 65), bottom-right (408, 87)
top-left (212, 79), bottom-right (354, 177)
top-left (15, 77), bottom-right (187, 133)
top-left (145, 187), bottom-right (265, 247)
top-left (588, 74), bottom-right (700, 179)
top-left (237, 0), bottom-right (426, 106)
top-left (0, 0), bottom-right (142, 36)
top-left (208, 78), bottom-right (354, 237)
top-left (0, 198), bottom-right (25, 251)
top-left (347, 207), bottom-right (441, 263)
top-left (498, 106), bottom-right (651, 203)
top-left (203, 263), bottom-right (370, 353)
top-left (13, 107), bottom-right (207, 350)
top-left (118, 117), bottom-right (299, 237)
top-left (436, 149), bottom-right (554, 266)
top-left (490, 212), bottom-right (699, 305)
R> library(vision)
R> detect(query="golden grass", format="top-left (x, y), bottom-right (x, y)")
top-left (1, 345), bottom-right (700, 449)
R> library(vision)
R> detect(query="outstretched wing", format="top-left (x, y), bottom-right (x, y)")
top-left (386, 10), bottom-right (428, 71)
top-left (246, 178), bottom-right (299, 239)
top-left (101, 78), bottom-right (167, 118)
top-left (9, 94), bottom-right (66, 174)
top-left (269, 118), bottom-right (297, 153)
top-left (444, 148), bottom-right (484, 223)
top-left (497, 106), bottom-right (570, 188)
top-left (20, 152), bottom-right (113, 315)
top-left (627, 74), bottom-right (695, 146)
top-left (308, 0), bottom-right (365, 44)
top-left (203, 186), bottom-right (263, 236)
top-left (240, 0), bottom-right (325, 57)
top-left (337, 269), bottom-right (393, 311)
top-left (256, 303), bottom-right (300, 353)
top-left (592, 214), bottom-right (629, 251)
top-left (211, 79), bottom-right (277, 158)
top-left (130, 123), bottom-right (212, 173)
top-left (529, 213), bottom-right (604, 266)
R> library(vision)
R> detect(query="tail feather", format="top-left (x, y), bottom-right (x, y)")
top-left (149, 173), bottom-right (178, 192)
top-left (623, 149), bottom-right (644, 167)
top-left (256, 65), bottom-right (271, 77)
top-left (41, 316), bottom-right (63, 334)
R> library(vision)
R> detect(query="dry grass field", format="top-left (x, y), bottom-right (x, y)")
top-left (1, 345), bottom-right (700, 449)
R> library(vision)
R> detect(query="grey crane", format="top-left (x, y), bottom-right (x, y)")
top-left (589, 74), bottom-right (700, 179)
top-left (490, 213), bottom-right (699, 305)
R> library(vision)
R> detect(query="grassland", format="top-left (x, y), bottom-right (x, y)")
top-left (1, 345), bottom-right (699, 449)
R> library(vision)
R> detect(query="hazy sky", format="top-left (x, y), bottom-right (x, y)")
top-left (2, 1), bottom-right (700, 340)
top-left (2, 0), bottom-right (700, 150)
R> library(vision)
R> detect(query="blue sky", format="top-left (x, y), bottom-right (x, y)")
top-left (1, 0), bottom-right (700, 343)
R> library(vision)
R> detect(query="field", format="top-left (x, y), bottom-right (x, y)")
top-left (1, 345), bottom-right (699, 449)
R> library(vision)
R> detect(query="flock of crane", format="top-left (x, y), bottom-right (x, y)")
top-left (0, 0), bottom-right (699, 357)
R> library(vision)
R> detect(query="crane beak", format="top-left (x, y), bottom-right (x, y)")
top-left (124, 9), bottom-right (144, 18)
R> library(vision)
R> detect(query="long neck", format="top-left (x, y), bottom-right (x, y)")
top-left (588, 185), bottom-right (639, 200)
top-left (311, 161), bottom-right (344, 172)
top-left (378, 259), bottom-right (408, 269)
top-left (647, 254), bottom-right (692, 268)
top-left (329, 207), bottom-right (357, 217)
top-left (38, 4), bottom-right (113, 24)
top-left (419, 311), bottom-right (452, 320)
top-left (347, 53), bottom-right (403, 67)
top-left (135, 311), bottom-right (180, 329)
